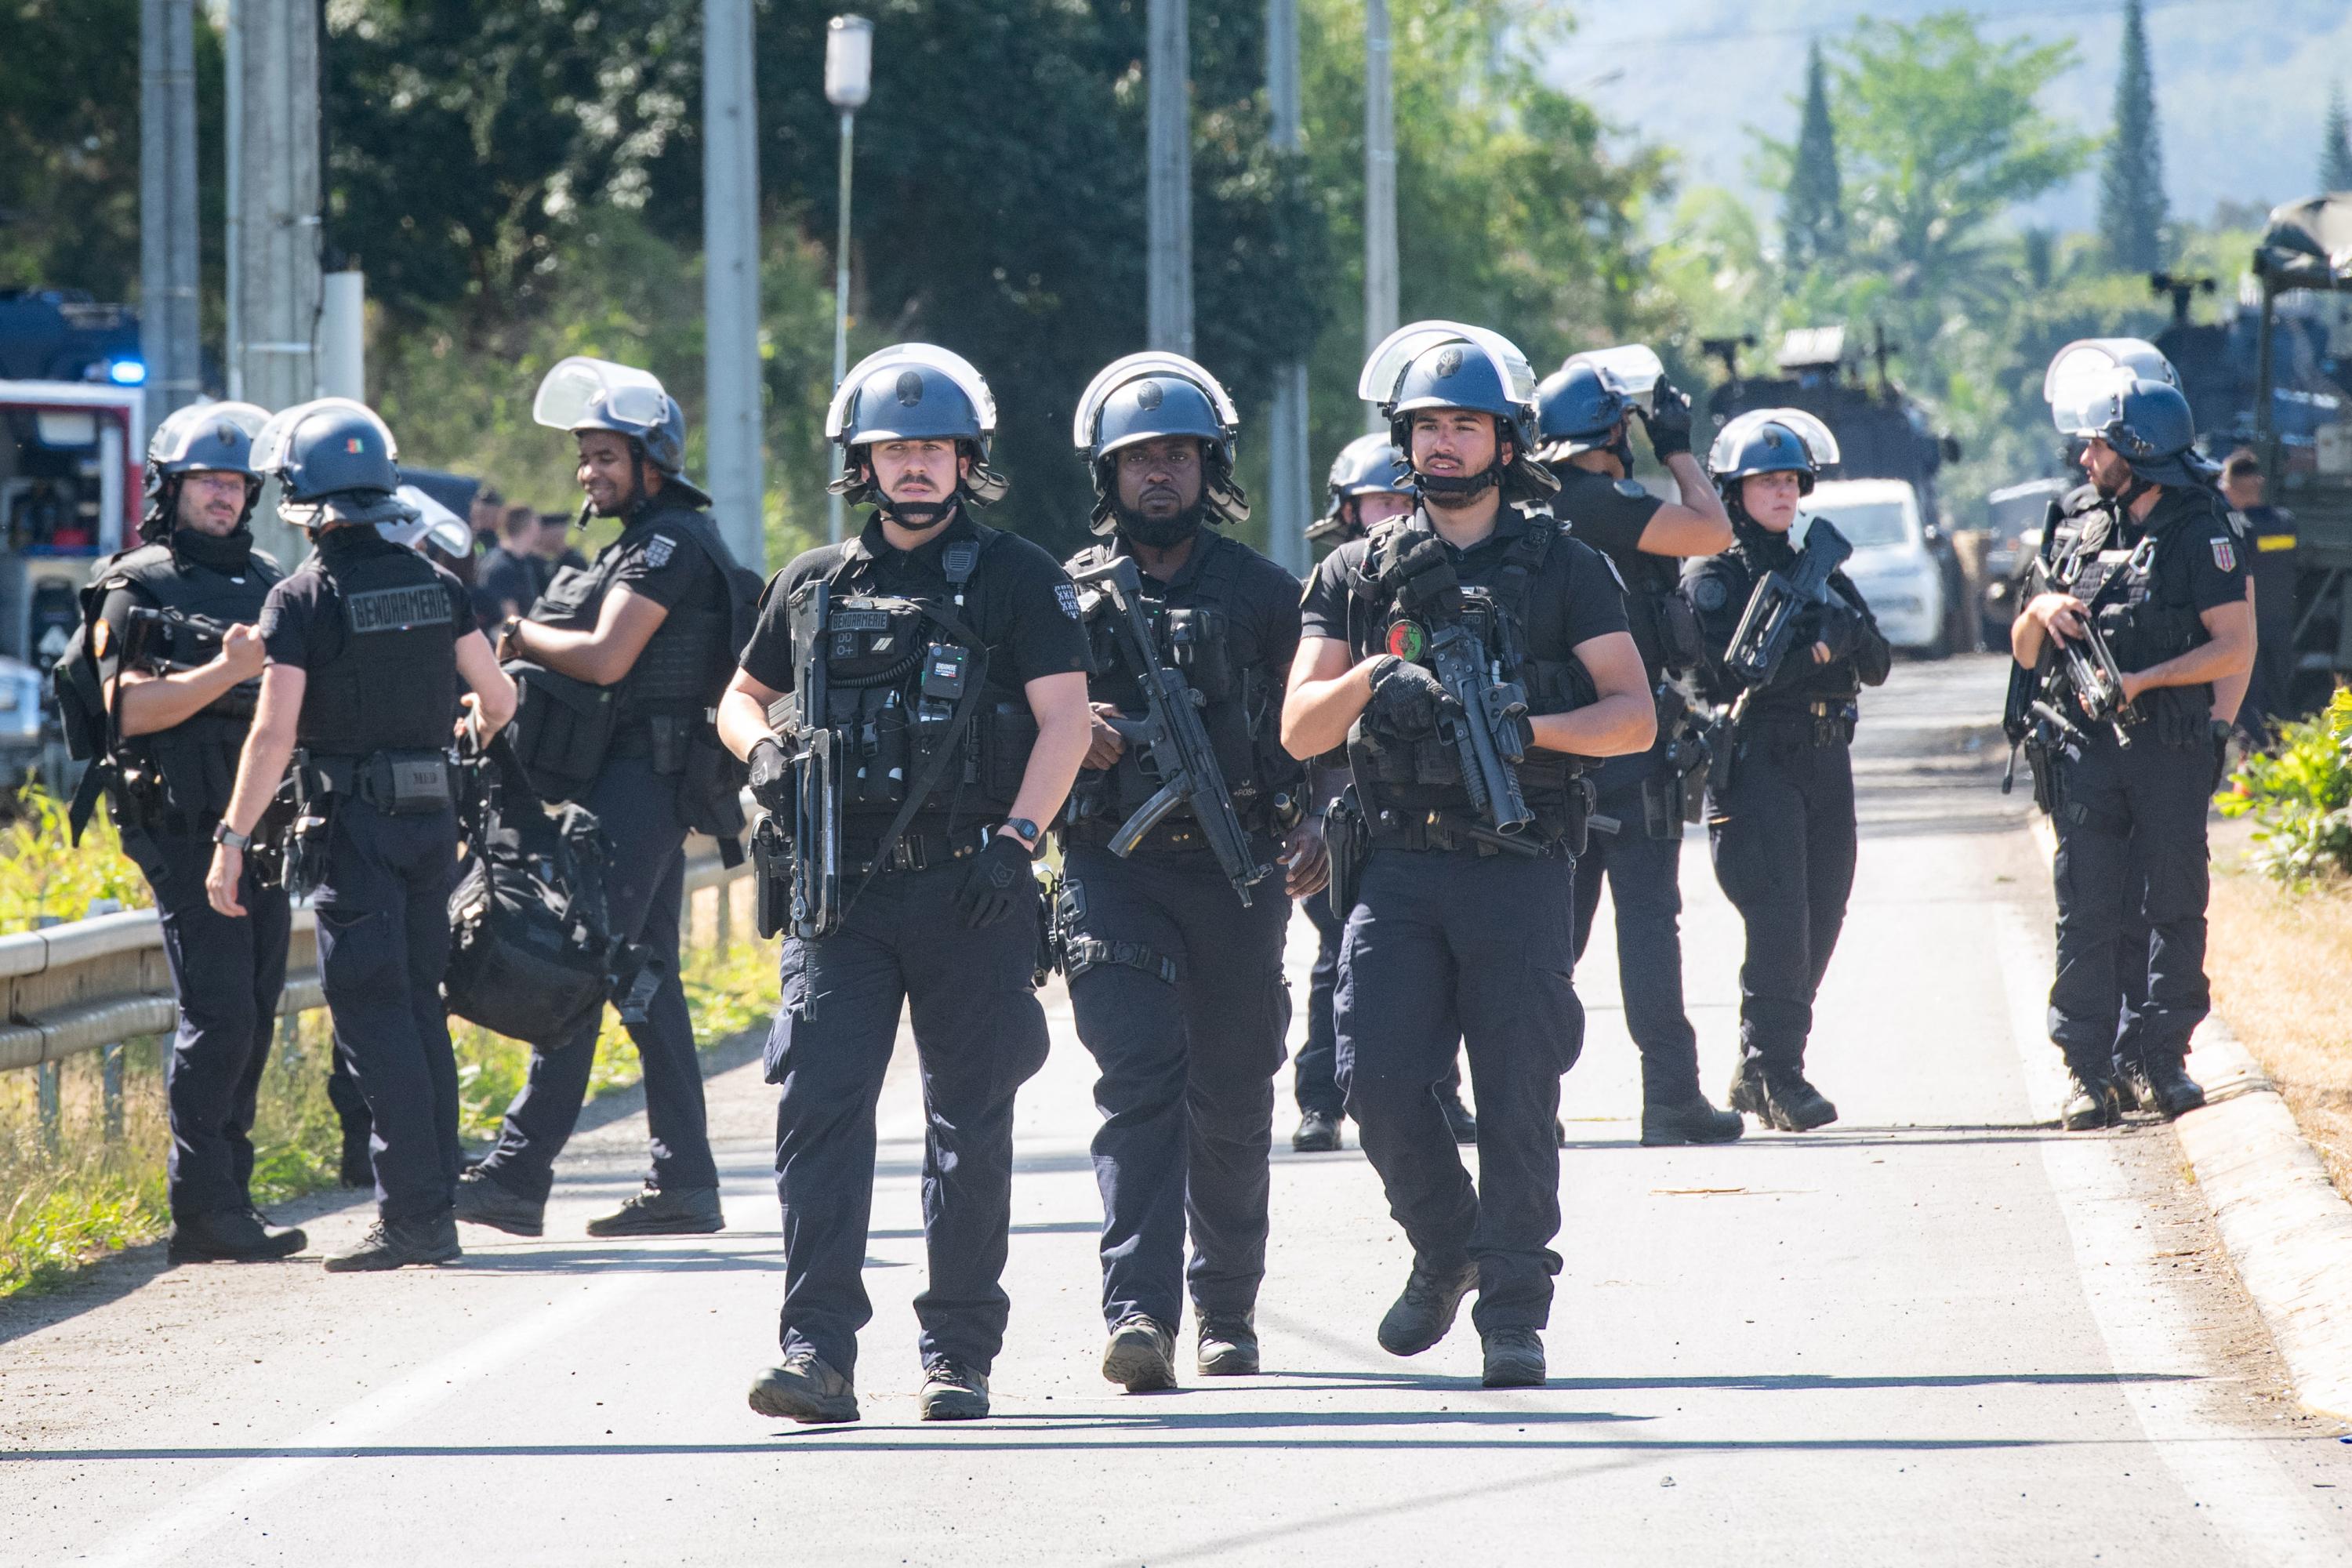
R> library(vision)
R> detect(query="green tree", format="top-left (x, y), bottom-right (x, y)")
top-left (2324, 85), bottom-right (2352, 193)
top-left (1782, 42), bottom-right (1844, 270)
top-left (2098, 0), bottom-right (2166, 271)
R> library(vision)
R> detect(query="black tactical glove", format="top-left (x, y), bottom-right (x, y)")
top-left (956, 832), bottom-right (1036, 930)
top-left (747, 737), bottom-right (791, 813)
top-left (1810, 602), bottom-right (1866, 662)
top-left (1372, 532), bottom-right (1462, 621)
top-left (1367, 655), bottom-right (1447, 738)
top-left (1639, 380), bottom-right (1693, 460)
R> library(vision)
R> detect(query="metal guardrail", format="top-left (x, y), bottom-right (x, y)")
top-left (0, 841), bottom-right (753, 1078)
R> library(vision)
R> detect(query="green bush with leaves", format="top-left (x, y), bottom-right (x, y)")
top-left (0, 782), bottom-right (153, 933)
top-left (2220, 689), bottom-right (2352, 884)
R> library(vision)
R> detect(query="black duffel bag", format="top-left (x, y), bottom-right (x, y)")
top-left (444, 735), bottom-right (658, 1047)
top-left (503, 659), bottom-right (615, 805)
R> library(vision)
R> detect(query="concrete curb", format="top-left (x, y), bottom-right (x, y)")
top-left (2030, 812), bottom-right (2352, 1422)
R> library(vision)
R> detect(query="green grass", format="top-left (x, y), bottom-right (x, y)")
top-left (0, 938), bottom-right (779, 1300)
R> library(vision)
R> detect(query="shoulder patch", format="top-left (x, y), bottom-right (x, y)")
top-left (1690, 573), bottom-right (1730, 613)
top-left (2211, 537), bottom-right (2237, 573)
top-left (1055, 582), bottom-right (1083, 620)
top-left (1614, 479), bottom-right (1646, 500)
top-left (643, 532), bottom-right (677, 568)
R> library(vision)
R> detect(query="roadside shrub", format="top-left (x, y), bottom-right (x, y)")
top-left (2220, 688), bottom-right (2352, 884)
top-left (0, 782), bottom-right (150, 932)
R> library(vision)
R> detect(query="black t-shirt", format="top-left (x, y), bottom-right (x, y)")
top-left (1298, 503), bottom-right (1629, 663)
top-left (740, 508), bottom-right (1093, 702)
top-left (2125, 485), bottom-right (2249, 619)
top-left (1083, 531), bottom-right (1301, 710)
top-left (260, 534), bottom-right (477, 671)
top-left (1552, 466), bottom-right (1669, 676)
top-left (476, 545), bottom-right (539, 617)
top-left (2234, 503), bottom-right (2295, 640)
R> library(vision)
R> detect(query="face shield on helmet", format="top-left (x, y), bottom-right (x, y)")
top-left (1706, 408), bottom-right (1841, 498)
top-left (1309, 433), bottom-right (1414, 542)
top-left (1073, 352), bottom-right (1249, 535)
top-left (384, 483), bottom-right (477, 557)
top-left (143, 401), bottom-right (270, 535)
top-left (824, 343), bottom-right (1007, 514)
top-left (250, 399), bottom-right (418, 531)
top-left (1358, 321), bottom-right (1557, 503)
top-left (532, 356), bottom-right (706, 508)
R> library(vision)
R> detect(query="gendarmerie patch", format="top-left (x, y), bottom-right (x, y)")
top-left (345, 583), bottom-right (454, 635)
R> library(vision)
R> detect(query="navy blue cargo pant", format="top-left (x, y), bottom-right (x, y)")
top-left (1295, 891), bottom-right (1464, 1121)
top-left (768, 861), bottom-right (1051, 1377)
top-left (144, 831), bottom-right (292, 1220)
top-left (1062, 842), bottom-right (1291, 1333)
top-left (1708, 725), bottom-right (1857, 1074)
top-left (1570, 762), bottom-right (1705, 1106)
top-left (476, 757), bottom-right (717, 1203)
top-left (2050, 732), bottom-right (2211, 1079)
top-left (1338, 848), bottom-right (1582, 1334)
top-left (313, 799), bottom-right (462, 1223)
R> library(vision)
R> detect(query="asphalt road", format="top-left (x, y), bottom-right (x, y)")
top-left (5, 654), bottom-right (2350, 1566)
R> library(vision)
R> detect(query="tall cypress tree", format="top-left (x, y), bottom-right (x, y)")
top-left (2098, 0), bottom-right (2166, 270)
top-left (1784, 41), bottom-right (1845, 268)
top-left (2324, 85), bottom-right (2352, 193)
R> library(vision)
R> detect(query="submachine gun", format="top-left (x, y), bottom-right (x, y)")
top-left (1069, 554), bottom-right (1273, 906)
top-left (1704, 518), bottom-right (1853, 795)
top-left (750, 579), bottom-right (843, 946)
top-left (1424, 595), bottom-right (1537, 842)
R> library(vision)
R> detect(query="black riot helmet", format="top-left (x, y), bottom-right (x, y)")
top-left (1358, 321), bottom-right (1558, 503)
top-left (823, 343), bottom-right (1009, 514)
top-left (1072, 352), bottom-right (1249, 536)
top-left (532, 356), bottom-right (711, 510)
top-left (2042, 340), bottom-right (2213, 490)
top-left (141, 400), bottom-right (270, 539)
top-left (249, 399), bottom-right (420, 532)
top-left (1706, 408), bottom-right (1841, 499)
top-left (1309, 433), bottom-right (1414, 543)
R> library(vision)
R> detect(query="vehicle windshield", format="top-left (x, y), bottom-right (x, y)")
top-left (1806, 499), bottom-right (1915, 550)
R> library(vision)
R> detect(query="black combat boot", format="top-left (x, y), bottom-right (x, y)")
top-left (1291, 1109), bottom-right (1342, 1153)
top-left (919, 1358), bottom-right (990, 1421)
top-left (1639, 1096), bottom-right (1747, 1146)
top-left (1726, 1057), bottom-right (1764, 1119)
top-left (1377, 1256), bottom-right (1479, 1356)
top-left (1479, 1327), bottom-right (1546, 1388)
top-left (453, 1169), bottom-right (545, 1237)
top-left (167, 1207), bottom-right (307, 1264)
top-left (1102, 1315), bottom-right (1178, 1392)
top-left (586, 1185), bottom-right (724, 1237)
top-left (2143, 1056), bottom-right (2206, 1120)
top-left (1757, 1069), bottom-right (1838, 1133)
top-left (2061, 1073), bottom-right (2121, 1131)
top-left (1197, 1313), bottom-right (1260, 1377)
top-left (323, 1210), bottom-right (462, 1272)
top-left (749, 1346), bottom-right (859, 1425)
top-left (339, 1120), bottom-right (373, 1189)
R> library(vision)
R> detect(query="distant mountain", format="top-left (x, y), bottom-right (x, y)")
top-left (1546, 0), bottom-right (2351, 235)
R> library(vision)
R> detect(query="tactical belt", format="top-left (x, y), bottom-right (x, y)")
top-left (1367, 811), bottom-right (1567, 859)
top-left (1745, 702), bottom-right (1857, 748)
top-left (1063, 811), bottom-right (1260, 858)
top-left (309, 750), bottom-right (455, 814)
top-left (1063, 936), bottom-right (1181, 985)
top-left (843, 820), bottom-right (993, 878)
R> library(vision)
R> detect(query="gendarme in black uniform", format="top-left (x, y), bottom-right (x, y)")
top-left (469, 495), bottom-right (736, 1219)
top-left (1304, 499), bottom-right (1624, 1348)
top-left (746, 502), bottom-right (1090, 1400)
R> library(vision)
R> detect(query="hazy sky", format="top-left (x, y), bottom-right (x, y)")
top-left (1543, 0), bottom-right (2351, 235)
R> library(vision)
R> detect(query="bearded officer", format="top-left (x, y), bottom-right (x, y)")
top-left (458, 358), bottom-right (750, 1241)
top-left (1290, 436), bottom-right (1475, 1152)
top-left (1532, 349), bottom-right (1743, 1145)
top-left (1283, 322), bottom-right (1654, 1388)
top-left (74, 402), bottom-right (308, 1261)
top-left (2013, 371), bottom-right (2250, 1127)
top-left (723, 346), bottom-right (1091, 1424)
top-left (205, 400), bottom-right (516, 1271)
top-left (1056, 353), bottom-right (1325, 1390)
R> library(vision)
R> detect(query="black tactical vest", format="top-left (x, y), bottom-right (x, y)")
top-left (296, 530), bottom-right (460, 759)
top-left (2047, 489), bottom-right (2214, 747)
top-left (100, 539), bottom-right (281, 826)
top-left (1348, 512), bottom-right (1593, 845)
top-left (533, 503), bottom-right (743, 743)
top-left (813, 526), bottom-right (1029, 826)
top-left (1065, 535), bottom-right (1294, 835)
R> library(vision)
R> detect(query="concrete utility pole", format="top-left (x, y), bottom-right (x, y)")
top-left (140, 0), bottom-right (202, 430)
top-left (228, 0), bottom-right (321, 564)
top-left (703, 0), bottom-right (766, 571)
top-left (1266, 0), bottom-right (1310, 574)
top-left (1363, 0), bottom-right (1398, 433)
top-left (1146, 0), bottom-right (1193, 355)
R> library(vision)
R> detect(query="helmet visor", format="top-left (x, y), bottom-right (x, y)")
top-left (2042, 338), bottom-right (2179, 412)
top-left (1563, 344), bottom-right (1664, 413)
top-left (250, 397), bottom-right (397, 477)
top-left (534, 357), bottom-right (672, 436)
top-left (1072, 352), bottom-right (1240, 452)
top-left (1708, 408), bottom-right (1841, 474)
top-left (1357, 321), bottom-right (1539, 409)
top-left (826, 344), bottom-right (997, 441)
top-left (151, 401), bottom-right (269, 466)
top-left (2049, 366), bottom-right (2140, 439)
top-left (390, 483), bottom-right (476, 557)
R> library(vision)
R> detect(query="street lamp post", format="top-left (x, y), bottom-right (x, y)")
top-left (826, 14), bottom-right (873, 545)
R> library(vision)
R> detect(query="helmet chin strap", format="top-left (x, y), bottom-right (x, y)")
top-left (1417, 460), bottom-right (1502, 508)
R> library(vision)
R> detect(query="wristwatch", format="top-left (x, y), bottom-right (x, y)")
top-left (999, 818), bottom-right (1042, 854)
top-left (212, 822), bottom-right (254, 851)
